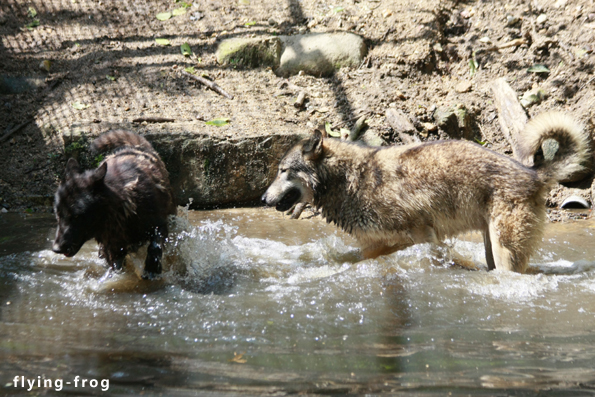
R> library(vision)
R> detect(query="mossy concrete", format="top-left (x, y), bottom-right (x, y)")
top-left (216, 37), bottom-right (283, 68)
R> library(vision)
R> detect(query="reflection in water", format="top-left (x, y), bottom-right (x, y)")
top-left (0, 209), bottom-right (595, 395)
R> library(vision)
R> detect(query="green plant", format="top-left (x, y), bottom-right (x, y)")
top-left (64, 135), bottom-right (88, 155)
top-left (92, 154), bottom-right (104, 168)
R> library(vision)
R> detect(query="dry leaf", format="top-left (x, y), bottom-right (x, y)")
top-left (230, 352), bottom-right (247, 364)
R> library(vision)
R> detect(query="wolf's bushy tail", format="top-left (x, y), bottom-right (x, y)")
top-left (516, 112), bottom-right (592, 184)
top-left (90, 129), bottom-right (154, 154)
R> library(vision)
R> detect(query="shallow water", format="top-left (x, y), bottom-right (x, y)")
top-left (1, 209), bottom-right (595, 395)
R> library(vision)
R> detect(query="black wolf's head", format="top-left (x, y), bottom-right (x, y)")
top-left (52, 158), bottom-right (107, 257)
top-left (261, 130), bottom-right (323, 211)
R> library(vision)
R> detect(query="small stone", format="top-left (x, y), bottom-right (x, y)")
top-left (422, 122), bottom-right (437, 132)
top-left (434, 104), bottom-right (476, 140)
top-left (506, 15), bottom-right (520, 26)
top-left (520, 88), bottom-right (546, 108)
top-left (460, 8), bottom-right (474, 18)
top-left (268, 18), bottom-right (277, 26)
top-left (395, 90), bottom-right (407, 100)
top-left (546, 25), bottom-right (558, 36)
top-left (39, 60), bottom-right (51, 73)
top-left (386, 108), bottom-right (416, 135)
top-left (190, 11), bottom-right (203, 21)
top-left (536, 14), bottom-right (547, 24)
top-left (455, 80), bottom-right (472, 93)
top-left (1, 208), bottom-right (7, 213)
top-left (360, 130), bottom-right (386, 147)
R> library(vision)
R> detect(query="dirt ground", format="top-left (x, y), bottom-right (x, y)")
top-left (0, 0), bottom-right (594, 217)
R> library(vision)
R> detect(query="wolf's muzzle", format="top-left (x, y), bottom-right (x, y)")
top-left (275, 188), bottom-right (302, 212)
top-left (52, 243), bottom-right (75, 257)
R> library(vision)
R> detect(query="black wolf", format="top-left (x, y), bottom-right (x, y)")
top-left (52, 130), bottom-right (176, 279)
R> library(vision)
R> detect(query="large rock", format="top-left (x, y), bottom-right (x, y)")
top-left (385, 108), bottom-right (418, 144)
top-left (276, 33), bottom-right (367, 77)
top-left (62, 122), bottom-right (304, 208)
top-left (0, 75), bottom-right (45, 94)
top-left (433, 104), bottom-right (477, 141)
top-left (216, 33), bottom-right (367, 77)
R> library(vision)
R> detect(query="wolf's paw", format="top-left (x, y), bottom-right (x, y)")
top-left (141, 270), bottom-right (161, 280)
top-left (452, 258), bottom-right (480, 271)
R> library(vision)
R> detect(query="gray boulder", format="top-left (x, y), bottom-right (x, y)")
top-left (276, 33), bottom-right (367, 77)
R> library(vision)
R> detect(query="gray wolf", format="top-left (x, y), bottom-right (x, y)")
top-left (262, 112), bottom-right (591, 273)
top-left (52, 130), bottom-right (176, 279)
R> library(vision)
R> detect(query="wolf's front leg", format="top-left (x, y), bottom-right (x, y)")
top-left (106, 250), bottom-right (126, 272)
top-left (143, 228), bottom-right (166, 280)
top-left (361, 241), bottom-right (414, 259)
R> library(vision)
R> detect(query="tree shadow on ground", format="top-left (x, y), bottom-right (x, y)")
top-left (0, 0), bottom-right (442, 212)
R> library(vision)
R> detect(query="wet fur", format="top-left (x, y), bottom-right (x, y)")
top-left (262, 112), bottom-right (591, 273)
top-left (53, 130), bottom-right (176, 279)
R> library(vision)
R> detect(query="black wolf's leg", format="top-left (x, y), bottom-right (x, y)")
top-left (103, 245), bottom-right (126, 271)
top-left (143, 228), bottom-right (166, 280)
top-left (97, 244), bottom-right (106, 259)
top-left (109, 254), bottom-right (125, 272)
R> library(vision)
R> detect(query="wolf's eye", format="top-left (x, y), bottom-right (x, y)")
top-left (280, 168), bottom-right (287, 173)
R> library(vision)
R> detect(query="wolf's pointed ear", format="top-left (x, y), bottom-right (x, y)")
top-left (315, 123), bottom-right (328, 138)
top-left (65, 158), bottom-right (81, 178)
top-left (92, 162), bottom-right (107, 184)
top-left (303, 129), bottom-right (323, 160)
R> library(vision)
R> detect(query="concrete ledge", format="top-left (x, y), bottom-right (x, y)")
top-left (63, 121), bottom-right (305, 209)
